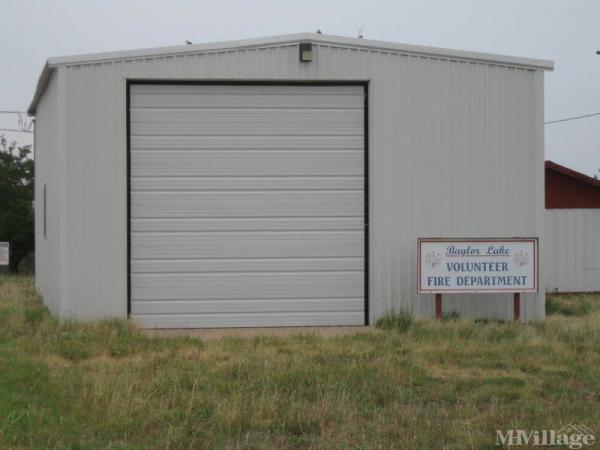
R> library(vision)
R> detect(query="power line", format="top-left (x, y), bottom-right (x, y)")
top-left (545, 112), bottom-right (600, 125)
top-left (0, 128), bottom-right (33, 134)
top-left (0, 110), bottom-right (34, 133)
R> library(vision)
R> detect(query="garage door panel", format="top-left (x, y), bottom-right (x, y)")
top-left (131, 191), bottom-right (363, 218)
top-left (131, 231), bottom-right (363, 259)
top-left (130, 150), bottom-right (362, 177)
top-left (131, 272), bottom-right (363, 301)
top-left (132, 312), bottom-right (365, 328)
top-left (130, 109), bottom-right (363, 136)
top-left (131, 84), bottom-right (364, 97)
top-left (131, 94), bottom-right (363, 109)
top-left (129, 84), bottom-right (365, 328)
top-left (131, 176), bottom-right (364, 192)
top-left (131, 217), bottom-right (363, 232)
top-left (132, 298), bottom-right (364, 314)
top-left (130, 135), bottom-right (363, 151)
top-left (132, 257), bottom-right (364, 273)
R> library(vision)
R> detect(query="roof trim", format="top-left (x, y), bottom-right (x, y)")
top-left (28, 61), bottom-right (52, 115)
top-left (28, 32), bottom-right (554, 115)
top-left (45, 33), bottom-right (555, 69)
top-left (545, 160), bottom-right (600, 189)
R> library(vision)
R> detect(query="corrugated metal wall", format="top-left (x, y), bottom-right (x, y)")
top-left (545, 165), bottom-right (600, 208)
top-left (545, 209), bottom-right (600, 292)
top-left (34, 71), bottom-right (64, 315)
top-left (40, 42), bottom-right (546, 321)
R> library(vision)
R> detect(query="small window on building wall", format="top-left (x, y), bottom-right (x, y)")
top-left (43, 184), bottom-right (47, 239)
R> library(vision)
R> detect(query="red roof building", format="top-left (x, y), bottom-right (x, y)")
top-left (545, 160), bottom-right (600, 209)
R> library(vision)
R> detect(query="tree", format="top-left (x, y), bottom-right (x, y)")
top-left (0, 136), bottom-right (34, 273)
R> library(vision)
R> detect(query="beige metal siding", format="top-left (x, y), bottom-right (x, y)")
top-left (33, 70), bottom-right (65, 316)
top-left (48, 41), bottom-right (545, 322)
top-left (545, 209), bottom-right (600, 292)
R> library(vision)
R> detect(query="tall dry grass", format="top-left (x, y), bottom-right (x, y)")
top-left (1, 276), bottom-right (599, 449)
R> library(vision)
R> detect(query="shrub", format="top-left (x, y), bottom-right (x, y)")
top-left (376, 310), bottom-right (413, 333)
top-left (546, 295), bottom-right (593, 317)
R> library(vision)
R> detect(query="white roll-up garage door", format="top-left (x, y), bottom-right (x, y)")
top-left (129, 83), bottom-right (366, 328)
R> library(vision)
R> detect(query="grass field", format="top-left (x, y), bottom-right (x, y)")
top-left (1, 276), bottom-right (599, 449)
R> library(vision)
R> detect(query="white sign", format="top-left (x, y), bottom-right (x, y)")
top-left (0, 242), bottom-right (8, 266)
top-left (418, 238), bottom-right (538, 293)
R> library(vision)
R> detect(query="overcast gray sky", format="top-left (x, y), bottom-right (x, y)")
top-left (1, 0), bottom-right (598, 176)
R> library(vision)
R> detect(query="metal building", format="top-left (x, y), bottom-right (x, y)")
top-left (29, 33), bottom-right (553, 327)
top-left (545, 161), bottom-right (600, 292)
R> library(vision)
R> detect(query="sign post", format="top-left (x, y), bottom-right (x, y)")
top-left (435, 293), bottom-right (442, 319)
top-left (418, 238), bottom-right (538, 321)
